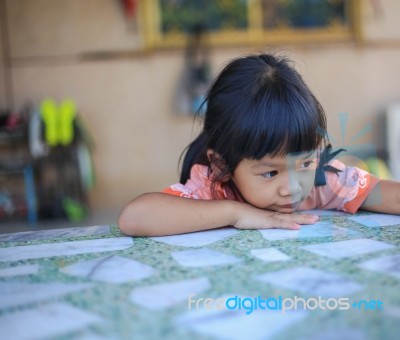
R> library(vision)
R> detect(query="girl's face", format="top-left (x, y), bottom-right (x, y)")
top-left (231, 152), bottom-right (318, 213)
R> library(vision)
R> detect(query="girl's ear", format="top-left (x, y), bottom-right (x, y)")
top-left (207, 149), bottom-right (231, 182)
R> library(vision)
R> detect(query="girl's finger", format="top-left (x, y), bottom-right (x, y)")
top-left (273, 212), bottom-right (318, 224)
top-left (267, 216), bottom-right (301, 230)
top-left (290, 213), bottom-right (319, 224)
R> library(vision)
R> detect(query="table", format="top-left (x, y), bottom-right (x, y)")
top-left (0, 211), bottom-right (399, 340)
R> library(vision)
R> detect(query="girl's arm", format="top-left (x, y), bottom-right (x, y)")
top-left (118, 192), bottom-right (319, 236)
top-left (361, 179), bottom-right (400, 214)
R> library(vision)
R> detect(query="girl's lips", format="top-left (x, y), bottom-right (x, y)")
top-left (276, 202), bottom-right (301, 209)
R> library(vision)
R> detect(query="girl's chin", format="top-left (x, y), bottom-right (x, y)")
top-left (276, 207), bottom-right (298, 214)
top-left (268, 203), bottom-right (302, 213)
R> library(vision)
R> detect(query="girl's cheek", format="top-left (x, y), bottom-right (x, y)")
top-left (305, 173), bottom-right (316, 191)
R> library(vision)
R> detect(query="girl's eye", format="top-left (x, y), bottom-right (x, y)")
top-left (300, 160), bottom-right (315, 169)
top-left (262, 170), bottom-right (278, 178)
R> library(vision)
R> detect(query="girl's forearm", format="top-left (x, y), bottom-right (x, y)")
top-left (118, 192), bottom-right (238, 236)
top-left (361, 180), bottom-right (400, 214)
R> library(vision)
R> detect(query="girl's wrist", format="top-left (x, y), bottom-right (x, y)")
top-left (222, 200), bottom-right (244, 227)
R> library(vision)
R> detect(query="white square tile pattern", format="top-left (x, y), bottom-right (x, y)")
top-left (60, 255), bottom-right (156, 283)
top-left (130, 277), bottom-right (211, 310)
top-left (0, 237), bottom-right (133, 262)
top-left (300, 238), bottom-right (395, 259)
top-left (151, 227), bottom-right (237, 247)
top-left (255, 267), bottom-right (363, 297)
top-left (171, 248), bottom-right (242, 267)
top-left (0, 303), bottom-right (101, 340)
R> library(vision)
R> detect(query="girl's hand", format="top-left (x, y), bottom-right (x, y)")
top-left (119, 193), bottom-right (319, 236)
top-left (232, 202), bottom-right (319, 230)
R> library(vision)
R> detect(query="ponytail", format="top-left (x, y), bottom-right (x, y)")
top-left (179, 131), bottom-right (208, 184)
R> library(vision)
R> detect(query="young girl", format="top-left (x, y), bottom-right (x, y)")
top-left (119, 53), bottom-right (400, 236)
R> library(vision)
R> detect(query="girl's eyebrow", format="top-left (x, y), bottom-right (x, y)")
top-left (299, 151), bottom-right (316, 159)
top-left (252, 159), bottom-right (285, 169)
top-left (288, 150), bottom-right (316, 159)
top-left (253, 151), bottom-right (317, 169)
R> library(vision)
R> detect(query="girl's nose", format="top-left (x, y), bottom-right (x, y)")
top-left (278, 175), bottom-right (302, 198)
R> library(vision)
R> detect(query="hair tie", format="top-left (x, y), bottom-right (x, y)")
top-left (315, 145), bottom-right (346, 186)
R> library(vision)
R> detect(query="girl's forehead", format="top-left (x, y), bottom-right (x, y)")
top-left (249, 150), bottom-right (317, 168)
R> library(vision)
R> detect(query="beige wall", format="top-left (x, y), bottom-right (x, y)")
top-left (0, 1), bottom-right (6, 109)
top-left (3, 0), bottom-right (400, 211)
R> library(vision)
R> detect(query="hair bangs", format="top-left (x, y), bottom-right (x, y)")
top-left (240, 86), bottom-right (325, 160)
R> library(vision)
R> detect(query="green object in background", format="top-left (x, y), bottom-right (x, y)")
top-left (77, 143), bottom-right (95, 191)
top-left (361, 158), bottom-right (392, 180)
top-left (62, 196), bottom-right (87, 222)
top-left (40, 99), bottom-right (59, 146)
top-left (40, 98), bottom-right (76, 146)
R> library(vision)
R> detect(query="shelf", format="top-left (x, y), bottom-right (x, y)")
top-left (0, 125), bottom-right (37, 225)
top-left (0, 128), bottom-right (26, 145)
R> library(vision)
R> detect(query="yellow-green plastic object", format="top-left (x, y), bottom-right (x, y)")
top-left (40, 98), bottom-right (59, 146)
top-left (364, 158), bottom-right (392, 180)
top-left (62, 197), bottom-right (87, 222)
top-left (40, 98), bottom-right (76, 146)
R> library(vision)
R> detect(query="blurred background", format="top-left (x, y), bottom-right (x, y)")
top-left (0, 0), bottom-right (399, 232)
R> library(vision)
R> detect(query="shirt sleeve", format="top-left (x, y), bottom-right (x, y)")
top-left (161, 164), bottom-right (215, 199)
top-left (303, 160), bottom-right (380, 213)
top-left (161, 183), bottom-right (201, 199)
top-left (161, 164), bottom-right (229, 200)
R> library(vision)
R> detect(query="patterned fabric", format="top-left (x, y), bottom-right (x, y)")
top-left (162, 165), bottom-right (238, 201)
top-left (162, 160), bottom-right (379, 214)
top-left (301, 160), bottom-right (379, 213)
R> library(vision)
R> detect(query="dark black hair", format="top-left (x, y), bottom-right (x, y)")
top-left (180, 53), bottom-right (327, 193)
